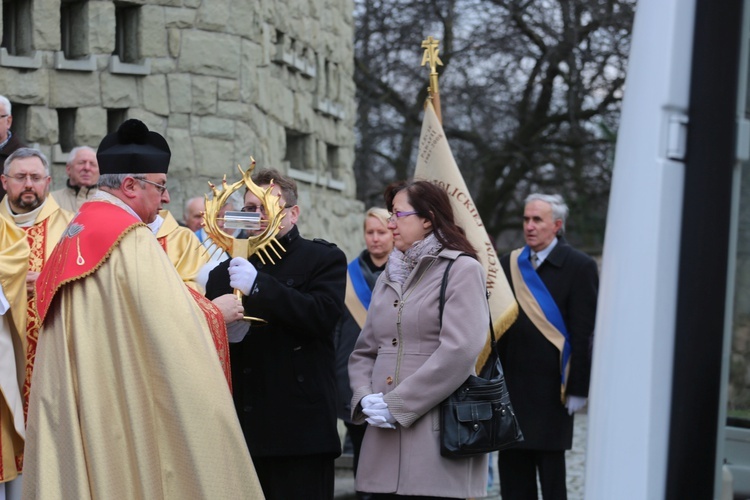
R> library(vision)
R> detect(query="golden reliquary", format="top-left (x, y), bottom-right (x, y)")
top-left (202, 158), bottom-right (286, 323)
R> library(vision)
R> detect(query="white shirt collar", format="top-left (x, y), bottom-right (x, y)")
top-left (532, 237), bottom-right (558, 265)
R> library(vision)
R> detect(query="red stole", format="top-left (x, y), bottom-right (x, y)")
top-left (36, 201), bottom-right (142, 324)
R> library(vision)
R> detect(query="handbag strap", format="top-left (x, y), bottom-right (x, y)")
top-left (438, 254), bottom-right (497, 348)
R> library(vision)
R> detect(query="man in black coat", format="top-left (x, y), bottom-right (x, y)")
top-left (497, 193), bottom-right (598, 500)
top-left (205, 168), bottom-right (347, 500)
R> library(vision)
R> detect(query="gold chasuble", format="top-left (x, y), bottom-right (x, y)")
top-left (0, 217), bottom-right (30, 484)
top-left (0, 195), bottom-right (73, 420)
top-left (154, 209), bottom-right (209, 291)
top-left (24, 199), bottom-right (264, 499)
top-left (152, 210), bottom-right (231, 387)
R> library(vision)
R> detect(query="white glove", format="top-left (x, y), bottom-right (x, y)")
top-left (361, 392), bottom-right (385, 409)
top-left (363, 406), bottom-right (396, 422)
top-left (228, 257), bottom-right (258, 296)
top-left (365, 415), bottom-right (396, 429)
top-left (565, 395), bottom-right (587, 415)
top-left (363, 407), bottom-right (397, 429)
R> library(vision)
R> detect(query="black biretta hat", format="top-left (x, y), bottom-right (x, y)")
top-left (97, 119), bottom-right (171, 174)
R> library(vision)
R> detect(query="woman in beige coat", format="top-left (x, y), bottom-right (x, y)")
top-left (348, 180), bottom-right (490, 499)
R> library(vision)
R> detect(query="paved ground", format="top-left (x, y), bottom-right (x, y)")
top-left (335, 412), bottom-right (588, 499)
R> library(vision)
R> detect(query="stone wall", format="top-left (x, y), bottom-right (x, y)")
top-left (0, 0), bottom-right (365, 259)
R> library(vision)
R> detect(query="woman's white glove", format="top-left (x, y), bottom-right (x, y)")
top-left (565, 395), bottom-right (587, 415)
top-left (361, 392), bottom-right (385, 409)
top-left (360, 392), bottom-right (395, 428)
top-left (228, 257), bottom-right (257, 296)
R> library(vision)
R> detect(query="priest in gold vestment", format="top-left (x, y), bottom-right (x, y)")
top-left (23, 120), bottom-right (263, 499)
top-left (0, 148), bottom-right (74, 420)
top-left (148, 208), bottom-right (210, 291)
top-left (0, 216), bottom-right (30, 500)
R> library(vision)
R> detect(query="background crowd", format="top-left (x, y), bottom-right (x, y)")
top-left (0, 91), bottom-right (597, 500)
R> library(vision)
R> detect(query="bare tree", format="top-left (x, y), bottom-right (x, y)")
top-left (354, 0), bottom-right (635, 251)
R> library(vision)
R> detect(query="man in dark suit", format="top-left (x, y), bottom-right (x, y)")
top-left (497, 193), bottom-right (598, 500)
top-left (205, 168), bottom-right (347, 500)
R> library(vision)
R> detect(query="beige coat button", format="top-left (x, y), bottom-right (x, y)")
top-left (386, 376), bottom-right (393, 385)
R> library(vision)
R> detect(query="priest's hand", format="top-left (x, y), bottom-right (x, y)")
top-left (212, 293), bottom-right (245, 324)
top-left (26, 271), bottom-right (40, 298)
top-left (228, 257), bottom-right (257, 296)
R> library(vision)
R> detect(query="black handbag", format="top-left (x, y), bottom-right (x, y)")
top-left (438, 256), bottom-right (524, 458)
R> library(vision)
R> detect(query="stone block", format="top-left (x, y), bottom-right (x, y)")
top-left (218, 78), bottom-right (240, 101)
top-left (89, 2), bottom-right (116, 54)
top-left (166, 127), bottom-right (195, 173)
top-left (169, 113), bottom-right (190, 129)
top-left (164, 7), bottom-right (196, 28)
top-left (0, 68), bottom-right (48, 105)
top-left (217, 100), bottom-right (251, 121)
top-left (196, 0), bottom-right (231, 32)
top-left (179, 30), bottom-right (241, 78)
top-left (140, 5), bottom-right (168, 58)
top-left (149, 57), bottom-right (177, 74)
top-left (227, 0), bottom-right (259, 38)
top-left (294, 92), bottom-right (314, 134)
top-left (168, 74), bottom-right (192, 113)
top-left (265, 78), bottom-right (294, 126)
top-left (33, 0), bottom-right (59, 51)
top-left (74, 107), bottom-right (107, 147)
top-left (192, 136), bottom-right (235, 178)
top-left (27, 106), bottom-right (58, 144)
top-left (141, 74), bottom-right (170, 116)
top-left (183, 0), bottom-right (202, 9)
top-left (240, 39), bottom-right (262, 104)
top-left (198, 116), bottom-right (235, 140)
top-left (191, 75), bottom-right (218, 115)
top-left (100, 73), bottom-right (139, 108)
top-left (233, 120), bottom-right (261, 166)
top-left (49, 71), bottom-right (101, 107)
top-left (168, 28), bottom-right (181, 58)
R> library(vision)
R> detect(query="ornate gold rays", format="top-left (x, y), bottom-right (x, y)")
top-left (202, 158), bottom-right (286, 264)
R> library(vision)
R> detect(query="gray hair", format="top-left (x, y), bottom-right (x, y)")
top-left (184, 196), bottom-right (204, 213)
top-left (525, 193), bottom-right (569, 234)
top-left (0, 95), bottom-right (10, 115)
top-left (4, 147), bottom-right (50, 175)
top-left (97, 173), bottom-right (133, 190)
top-left (66, 145), bottom-right (96, 165)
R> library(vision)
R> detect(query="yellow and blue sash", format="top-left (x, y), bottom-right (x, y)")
top-left (510, 246), bottom-right (571, 401)
top-left (344, 258), bottom-right (370, 328)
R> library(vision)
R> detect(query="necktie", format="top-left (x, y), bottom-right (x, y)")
top-left (531, 252), bottom-right (539, 270)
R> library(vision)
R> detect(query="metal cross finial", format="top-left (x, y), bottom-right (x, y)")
top-left (421, 36), bottom-right (443, 74)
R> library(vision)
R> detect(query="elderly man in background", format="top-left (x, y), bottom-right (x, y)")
top-left (184, 196), bottom-right (205, 234)
top-left (50, 146), bottom-right (99, 212)
top-left (23, 119), bottom-right (262, 498)
top-left (0, 95), bottom-right (26, 200)
top-left (0, 148), bottom-right (73, 418)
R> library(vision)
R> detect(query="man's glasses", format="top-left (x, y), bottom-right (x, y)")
top-left (6, 173), bottom-right (48, 184)
top-left (240, 204), bottom-right (290, 214)
top-left (387, 210), bottom-right (418, 223)
top-left (134, 177), bottom-right (168, 195)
